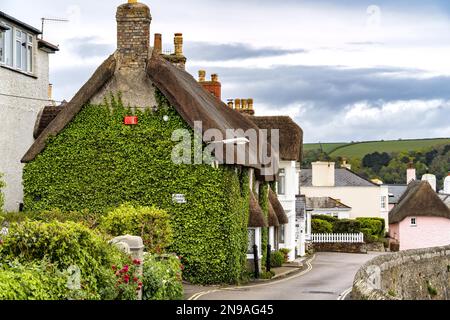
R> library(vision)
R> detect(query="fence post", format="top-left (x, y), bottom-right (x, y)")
top-left (266, 244), bottom-right (272, 273)
top-left (253, 244), bottom-right (260, 279)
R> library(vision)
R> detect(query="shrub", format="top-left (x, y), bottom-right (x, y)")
top-left (0, 173), bottom-right (5, 212)
top-left (312, 219), bottom-right (333, 234)
top-left (0, 220), bottom-right (131, 300)
top-left (270, 251), bottom-right (285, 268)
top-left (260, 271), bottom-right (275, 280)
top-left (312, 215), bottom-right (338, 224)
top-left (0, 260), bottom-right (69, 300)
top-left (100, 204), bottom-right (173, 254)
top-left (279, 248), bottom-right (291, 263)
top-left (356, 218), bottom-right (384, 237)
top-left (333, 219), bottom-right (362, 234)
top-left (142, 254), bottom-right (183, 300)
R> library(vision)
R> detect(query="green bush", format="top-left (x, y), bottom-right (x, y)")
top-left (279, 248), bottom-right (291, 263)
top-left (23, 93), bottom-right (251, 285)
top-left (270, 251), bottom-right (285, 268)
top-left (100, 204), bottom-right (173, 254)
top-left (333, 219), bottom-right (362, 233)
top-left (311, 219), bottom-right (333, 234)
top-left (312, 215), bottom-right (338, 224)
top-left (0, 220), bottom-right (132, 300)
top-left (260, 270), bottom-right (275, 280)
top-left (356, 218), bottom-right (384, 237)
top-left (0, 260), bottom-right (69, 300)
top-left (142, 254), bottom-right (183, 300)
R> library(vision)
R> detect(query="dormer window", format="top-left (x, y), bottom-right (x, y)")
top-left (0, 22), bottom-right (34, 73)
top-left (15, 29), bottom-right (33, 72)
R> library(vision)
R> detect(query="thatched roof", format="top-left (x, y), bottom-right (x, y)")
top-left (22, 54), bottom-right (117, 163)
top-left (249, 116), bottom-right (303, 162)
top-left (33, 104), bottom-right (66, 139)
top-left (22, 53), bottom-right (278, 180)
top-left (269, 189), bottom-right (289, 225)
top-left (249, 191), bottom-right (268, 228)
top-left (389, 181), bottom-right (450, 224)
top-left (268, 201), bottom-right (280, 227)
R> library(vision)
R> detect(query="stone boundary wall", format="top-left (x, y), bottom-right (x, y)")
top-left (352, 245), bottom-right (450, 300)
top-left (313, 243), bottom-right (367, 254)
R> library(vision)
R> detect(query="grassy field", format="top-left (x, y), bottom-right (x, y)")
top-left (304, 138), bottom-right (450, 158)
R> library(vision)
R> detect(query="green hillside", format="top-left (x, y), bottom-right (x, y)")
top-left (305, 138), bottom-right (450, 158)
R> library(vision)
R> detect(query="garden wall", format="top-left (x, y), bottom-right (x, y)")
top-left (352, 245), bottom-right (450, 300)
top-left (313, 243), bottom-right (367, 254)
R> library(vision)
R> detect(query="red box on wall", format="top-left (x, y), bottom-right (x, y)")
top-left (124, 116), bottom-right (138, 125)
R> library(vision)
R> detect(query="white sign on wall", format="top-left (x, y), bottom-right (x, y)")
top-left (172, 194), bottom-right (187, 204)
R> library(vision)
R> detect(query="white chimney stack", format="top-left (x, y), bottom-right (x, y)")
top-left (406, 162), bottom-right (416, 184)
top-left (421, 174), bottom-right (437, 192)
top-left (312, 162), bottom-right (335, 187)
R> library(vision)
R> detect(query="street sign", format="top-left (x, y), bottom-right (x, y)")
top-left (172, 194), bottom-right (187, 204)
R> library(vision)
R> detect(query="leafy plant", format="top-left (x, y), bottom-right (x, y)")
top-left (0, 220), bottom-right (129, 300)
top-left (312, 215), bottom-right (338, 224)
top-left (260, 270), bottom-right (275, 280)
top-left (100, 204), bottom-right (173, 253)
top-left (270, 250), bottom-right (285, 268)
top-left (311, 219), bottom-right (333, 234)
top-left (279, 248), bottom-right (291, 263)
top-left (142, 254), bottom-right (184, 300)
top-left (426, 281), bottom-right (437, 297)
top-left (333, 219), bottom-right (362, 234)
top-left (0, 173), bottom-right (5, 213)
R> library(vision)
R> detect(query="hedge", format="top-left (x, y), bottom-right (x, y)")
top-left (311, 219), bottom-right (333, 234)
top-left (333, 219), bottom-right (362, 234)
top-left (142, 254), bottom-right (184, 300)
top-left (312, 215), bottom-right (338, 224)
top-left (100, 204), bottom-right (173, 253)
top-left (356, 218), bottom-right (384, 238)
top-left (0, 220), bottom-right (135, 300)
top-left (270, 251), bottom-right (285, 268)
top-left (22, 93), bottom-right (250, 285)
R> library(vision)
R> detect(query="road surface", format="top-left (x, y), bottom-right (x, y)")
top-left (190, 252), bottom-right (385, 300)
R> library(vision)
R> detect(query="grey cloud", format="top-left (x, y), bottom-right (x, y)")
top-left (65, 36), bottom-right (115, 59)
top-left (184, 42), bottom-right (306, 61)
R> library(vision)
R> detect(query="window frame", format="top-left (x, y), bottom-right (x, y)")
top-left (0, 24), bottom-right (34, 73)
top-left (0, 23), bottom-right (14, 67)
top-left (410, 217), bottom-right (417, 227)
top-left (277, 169), bottom-right (286, 195)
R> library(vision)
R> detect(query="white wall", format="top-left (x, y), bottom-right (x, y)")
top-left (278, 160), bottom-right (301, 260)
top-left (0, 34), bottom-right (50, 212)
top-left (301, 186), bottom-right (386, 221)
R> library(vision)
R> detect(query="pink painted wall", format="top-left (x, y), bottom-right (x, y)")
top-left (390, 216), bottom-right (450, 251)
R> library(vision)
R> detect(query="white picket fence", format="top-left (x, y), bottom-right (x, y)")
top-left (311, 233), bottom-right (364, 243)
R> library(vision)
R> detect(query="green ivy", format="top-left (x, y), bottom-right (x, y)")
top-left (0, 172), bottom-right (5, 212)
top-left (259, 182), bottom-right (269, 268)
top-left (23, 92), bottom-right (250, 285)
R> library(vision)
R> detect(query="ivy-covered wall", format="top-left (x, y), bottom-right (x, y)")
top-left (23, 92), bottom-right (250, 285)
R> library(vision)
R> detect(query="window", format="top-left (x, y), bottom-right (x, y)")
top-left (0, 25), bottom-right (13, 66)
top-left (410, 218), bottom-right (417, 227)
top-left (12, 28), bottom-right (33, 72)
top-left (277, 169), bottom-right (286, 195)
top-left (381, 196), bottom-right (387, 209)
top-left (247, 229), bottom-right (257, 254)
top-left (279, 225), bottom-right (286, 244)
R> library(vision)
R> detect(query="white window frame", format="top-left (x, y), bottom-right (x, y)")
top-left (247, 228), bottom-right (262, 259)
top-left (1, 25), bottom-right (35, 73)
top-left (410, 217), bottom-right (417, 227)
top-left (279, 224), bottom-right (286, 244)
top-left (381, 196), bottom-right (387, 209)
top-left (277, 169), bottom-right (286, 195)
top-left (0, 24), bottom-right (13, 67)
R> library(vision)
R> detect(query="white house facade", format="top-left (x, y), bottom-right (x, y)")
top-left (0, 11), bottom-right (58, 212)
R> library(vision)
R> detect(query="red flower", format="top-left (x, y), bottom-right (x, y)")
top-left (122, 265), bottom-right (129, 273)
top-left (112, 265), bottom-right (117, 271)
top-left (133, 277), bottom-right (138, 283)
top-left (133, 259), bottom-right (141, 266)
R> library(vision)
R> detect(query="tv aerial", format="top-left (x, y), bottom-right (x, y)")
top-left (40, 17), bottom-right (69, 39)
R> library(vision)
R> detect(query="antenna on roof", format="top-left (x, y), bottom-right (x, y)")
top-left (40, 17), bottom-right (69, 39)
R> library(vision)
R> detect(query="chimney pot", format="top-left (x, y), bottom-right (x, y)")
top-left (154, 33), bottom-right (162, 54)
top-left (174, 33), bottom-right (183, 56)
top-left (211, 74), bottom-right (219, 82)
top-left (227, 99), bottom-right (234, 109)
top-left (247, 99), bottom-right (253, 110)
top-left (235, 99), bottom-right (241, 110)
top-left (198, 70), bottom-right (206, 82)
top-left (241, 99), bottom-right (248, 110)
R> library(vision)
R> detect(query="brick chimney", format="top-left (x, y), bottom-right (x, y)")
top-left (116, 0), bottom-right (152, 69)
top-left (160, 33), bottom-right (187, 70)
top-left (154, 33), bottom-right (162, 55)
top-left (198, 71), bottom-right (222, 100)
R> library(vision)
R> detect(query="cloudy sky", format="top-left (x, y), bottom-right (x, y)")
top-left (3, 0), bottom-right (450, 142)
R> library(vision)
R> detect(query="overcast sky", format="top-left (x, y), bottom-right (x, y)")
top-left (3, 0), bottom-right (450, 142)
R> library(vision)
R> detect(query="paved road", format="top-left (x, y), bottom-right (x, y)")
top-left (192, 252), bottom-right (385, 300)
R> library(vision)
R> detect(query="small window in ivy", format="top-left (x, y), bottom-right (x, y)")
top-left (247, 229), bottom-right (256, 254)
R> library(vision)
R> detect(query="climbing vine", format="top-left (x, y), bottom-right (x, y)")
top-left (23, 92), bottom-right (250, 284)
top-left (259, 182), bottom-right (269, 268)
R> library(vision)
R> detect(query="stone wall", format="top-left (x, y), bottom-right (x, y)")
top-left (352, 245), bottom-right (450, 300)
top-left (313, 243), bottom-right (367, 254)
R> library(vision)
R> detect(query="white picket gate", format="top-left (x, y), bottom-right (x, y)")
top-left (311, 233), bottom-right (364, 243)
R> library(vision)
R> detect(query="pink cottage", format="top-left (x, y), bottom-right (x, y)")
top-left (389, 181), bottom-right (450, 251)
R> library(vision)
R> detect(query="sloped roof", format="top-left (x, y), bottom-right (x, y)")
top-left (33, 103), bottom-right (67, 139)
top-left (438, 194), bottom-right (450, 209)
top-left (249, 116), bottom-right (303, 162)
top-left (389, 181), bottom-right (450, 224)
top-left (0, 11), bottom-right (41, 34)
top-left (268, 189), bottom-right (289, 224)
top-left (306, 197), bottom-right (351, 210)
top-left (268, 201), bottom-right (280, 227)
top-left (387, 184), bottom-right (408, 205)
top-left (300, 168), bottom-right (377, 187)
top-left (23, 53), bottom-right (277, 180)
top-left (249, 191), bottom-right (268, 228)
